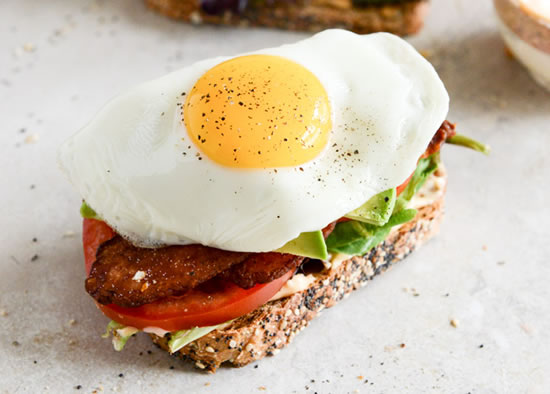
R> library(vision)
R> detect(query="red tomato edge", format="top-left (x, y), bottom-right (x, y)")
top-left (82, 219), bottom-right (293, 331)
top-left (97, 270), bottom-right (293, 331)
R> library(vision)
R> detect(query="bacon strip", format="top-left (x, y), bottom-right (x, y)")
top-left (86, 236), bottom-right (250, 307)
top-left (219, 253), bottom-right (304, 289)
top-left (423, 120), bottom-right (456, 158)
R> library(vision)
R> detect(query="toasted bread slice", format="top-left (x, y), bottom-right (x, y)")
top-left (150, 167), bottom-right (446, 372)
top-left (145, 0), bottom-right (430, 36)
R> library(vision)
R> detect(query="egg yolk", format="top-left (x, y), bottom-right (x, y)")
top-left (183, 55), bottom-right (332, 168)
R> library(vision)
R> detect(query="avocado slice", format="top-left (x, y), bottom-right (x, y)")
top-left (345, 188), bottom-right (396, 226)
top-left (276, 230), bottom-right (328, 260)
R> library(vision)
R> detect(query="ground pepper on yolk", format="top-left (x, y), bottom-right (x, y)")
top-left (183, 55), bottom-right (332, 168)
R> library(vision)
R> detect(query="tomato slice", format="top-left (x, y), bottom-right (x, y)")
top-left (97, 270), bottom-right (293, 331)
top-left (83, 218), bottom-right (115, 275)
top-left (82, 219), bottom-right (292, 331)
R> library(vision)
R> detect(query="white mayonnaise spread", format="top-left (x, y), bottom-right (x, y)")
top-left (270, 273), bottom-right (317, 301)
top-left (408, 170), bottom-right (446, 209)
top-left (143, 326), bottom-right (170, 337)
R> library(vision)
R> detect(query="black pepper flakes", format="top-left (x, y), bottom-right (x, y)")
top-left (31, 254), bottom-right (39, 262)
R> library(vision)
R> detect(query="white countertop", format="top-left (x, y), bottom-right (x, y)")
top-left (1, 0), bottom-right (550, 393)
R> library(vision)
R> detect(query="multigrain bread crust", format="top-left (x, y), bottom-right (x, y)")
top-left (150, 168), bottom-right (446, 372)
top-left (145, 0), bottom-right (430, 36)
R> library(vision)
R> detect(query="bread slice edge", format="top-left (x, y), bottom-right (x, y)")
top-left (145, 0), bottom-right (430, 36)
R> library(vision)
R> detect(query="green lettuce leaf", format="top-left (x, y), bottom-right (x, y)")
top-left (394, 154), bottom-right (439, 212)
top-left (168, 321), bottom-right (233, 354)
top-left (102, 320), bottom-right (138, 351)
top-left (446, 134), bottom-right (490, 155)
top-left (326, 209), bottom-right (417, 256)
top-left (326, 154), bottom-right (440, 256)
top-left (101, 319), bottom-right (233, 353)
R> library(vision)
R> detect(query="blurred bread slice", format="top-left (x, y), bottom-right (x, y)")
top-left (146, 0), bottom-right (430, 35)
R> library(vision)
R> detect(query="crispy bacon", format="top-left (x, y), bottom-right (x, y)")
top-left (219, 253), bottom-right (304, 289)
top-left (87, 222), bottom-right (337, 307)
top-left (423, 120), bottom-right (456, 158)
top-left (86, 236), bottom-right (250, 307)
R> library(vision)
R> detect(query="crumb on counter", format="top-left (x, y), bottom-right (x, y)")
top-left (24, 134), bottom-right (39, 144)
top-left (419, 49), bottom-right (433, 59)
top-left (450, 319), bottom-right (459, 328)
top-left (63, 230), bottom-right (76, 238)
top-left (23, 43), bottom-right (36, 52)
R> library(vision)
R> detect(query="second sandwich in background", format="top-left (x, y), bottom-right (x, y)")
top-left (146, 0), bottom-right (431, 35)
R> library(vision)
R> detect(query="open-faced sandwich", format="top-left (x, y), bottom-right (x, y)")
top-left (146, 0), bottom-right (431, 36)
top-left (59, 30), bottom-right (488, 372)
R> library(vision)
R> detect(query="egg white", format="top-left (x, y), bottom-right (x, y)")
top-left (59, 30), bottom-right (449, 252)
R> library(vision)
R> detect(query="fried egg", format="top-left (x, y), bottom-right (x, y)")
top-left (59, 29), bottom-right (449, 252)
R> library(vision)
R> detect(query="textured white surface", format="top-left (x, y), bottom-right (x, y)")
top-left (1, 0), bottom-right (549, 393)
